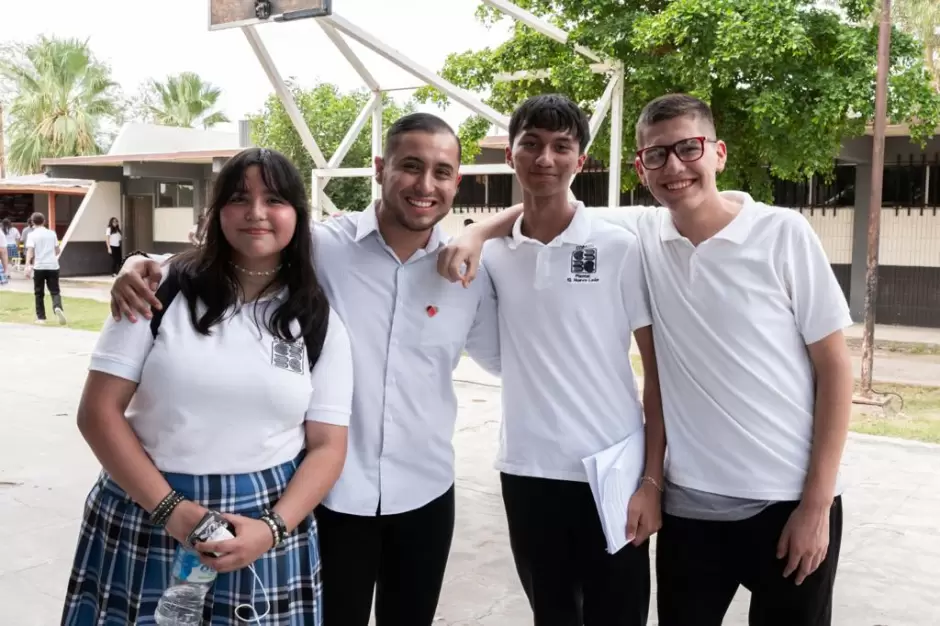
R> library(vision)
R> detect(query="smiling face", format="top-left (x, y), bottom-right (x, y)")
top-left (507, 127), bottom-right (587, 199)
top-left (374, 130), bottom-right (461, 233)
top-left (219, 164), bottom-right (297, 269)
top-left (635, 114), bottom-right (727, 215)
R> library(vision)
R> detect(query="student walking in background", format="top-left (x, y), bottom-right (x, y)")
top-left (2, 217), bottom-right (20, 265)
top-left (24, 212), bottom-right (66, 325)
top-left (105, 217), bottom-right (123, 276)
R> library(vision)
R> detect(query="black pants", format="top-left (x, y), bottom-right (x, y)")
top-left (315, 485), bottom-right (455, 626)
top-left (109, 245), bottom-right (122, 275)
top-left (500, 473), bottom-right (651, 626)
top-left (657, 496), bottom-right (843, 626)
top-left (33, 269), bottom-right (62, 320)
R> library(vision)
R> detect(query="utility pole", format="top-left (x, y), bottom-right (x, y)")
top-left (860, 0), bottom-right (892, 396)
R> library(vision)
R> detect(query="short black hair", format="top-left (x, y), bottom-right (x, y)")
top-left (508, 94), bottom-right (591, 154)
top-left (635, 93), bottom-right (716, 146)
top-left (463, 218), bottom-right (475, 226)
top-left (30, 212), bottom-right (45, 226)
top-left (384, 112), bottom-right (462, 163)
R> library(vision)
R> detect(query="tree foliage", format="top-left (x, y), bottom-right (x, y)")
top-left (140, 72), bottom-right (230, 129)
top-left (248, 82), bottom-right (415, 211)
top-left (420, 0), bottom-right (940, 201)
top-left (0, 36), bottom-right (122, 174)
top-left (892, 0), bottom-right (940, 90)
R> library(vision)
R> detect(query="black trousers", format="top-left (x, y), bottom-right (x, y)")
top-left (657, 496), bottom-right (843, 626)
top-left (33, 269), bottom-right (62, 320)
top-left (109, 245), bottom-right (122, 275)
top-left (315, 485), bottom-right (455, 626)
top-left (500, 473), bottom-right (651, 626)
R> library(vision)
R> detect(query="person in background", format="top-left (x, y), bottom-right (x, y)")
top-left (0, 235), bottom-right (8, 286)
top-left (463, 218), bottom-right (475, 227)
top-left (105, 217), bottom-right (123, 276)
top-left (20, 216), bottom-right (35, 263)
top-left (189, 212), bottom-right (207, 247)
top-left (60, 147), bottom-right (353, 625)
top-left (24, 212), bottom-right (66, 325)
top-left (2, 217), bottom-right (20, 265)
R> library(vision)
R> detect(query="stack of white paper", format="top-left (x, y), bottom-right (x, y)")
top-left (581, 428), bottom-right (646, 555)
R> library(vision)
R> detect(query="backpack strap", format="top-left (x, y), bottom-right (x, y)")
top-left (149, 268), bottom-right (182, 339)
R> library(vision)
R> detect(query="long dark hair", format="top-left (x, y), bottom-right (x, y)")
top-left (108, 217), bottom-right (121, 234)
top-left (1, 218), bottom-right (10, 234)
top-left (171, 148), bottom-right (330, 363)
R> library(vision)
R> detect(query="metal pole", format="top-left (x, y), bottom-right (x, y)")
top-left (608, 68), bottom-right (624, 208)
top-left (860, 0), bottom-right (892, 396)
top-left (371, 94), bottom-right (383, 202)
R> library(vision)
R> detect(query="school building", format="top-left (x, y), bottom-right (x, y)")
top-left (449, 126), bottom-right (940, 328)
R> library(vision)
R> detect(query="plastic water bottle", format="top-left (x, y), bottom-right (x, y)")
top-left (155, 513), bottom-right (235, 625)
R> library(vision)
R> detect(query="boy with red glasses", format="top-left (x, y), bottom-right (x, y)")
top-left (440, 93), bottom-right (853, 626)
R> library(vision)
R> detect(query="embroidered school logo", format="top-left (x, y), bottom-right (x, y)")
top-left (271, 339), bottom-right (305, 374)
top-left (568, 245), bottom-right (599, 283)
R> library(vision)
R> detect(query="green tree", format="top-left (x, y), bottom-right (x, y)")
top-left (248, 82), bottom-right (415, 211)
top-left (418, 0), bottom-right (940, 201)
top-left (143, 72), bottom-right (230, 129)
top-left (0, 36), bottom-right (122, 174)
top-left (892, 0), bottom-right (940, 90)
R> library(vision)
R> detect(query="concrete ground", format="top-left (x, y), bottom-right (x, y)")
top-left (2, 323), bottom-right (940, 625)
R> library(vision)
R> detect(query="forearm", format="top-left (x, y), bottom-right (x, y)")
top-left (641, 377), bottom-right (666, 483)
top-left (470, 204), bottom-right (523, 240)
top-left (273, 435), bottom-right (347, 532)
top-left (802, 362), bottom-right (853, 508)
top-left (77, 409), bottom-right (175, 512)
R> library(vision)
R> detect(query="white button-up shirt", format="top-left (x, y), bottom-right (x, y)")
top-left (314, 203), bottom-right (501, 515)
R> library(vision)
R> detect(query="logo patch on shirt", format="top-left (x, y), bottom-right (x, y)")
top-left (271, 339), bottom-right (305, 374)
top-left (568, 245), bottom-right (599, 283)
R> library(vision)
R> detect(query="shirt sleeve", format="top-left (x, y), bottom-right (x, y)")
top-left (621, 234), bottom-right (652, 332)
top-left (464, 263), bottom-right (501, 376)
top-left (783, 213), bottom-right (853, 345)
top-left (25, 233), bottom-right (34, 248)
top-left (590, 206), bottom-right (657, 236)
top-left (305, 308), bottom-right (354, 426)
top-left (88, 309), bottom-right (159, 383)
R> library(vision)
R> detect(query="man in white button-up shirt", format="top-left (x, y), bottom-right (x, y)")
top-left (109, 114), bottom-right (501, 626)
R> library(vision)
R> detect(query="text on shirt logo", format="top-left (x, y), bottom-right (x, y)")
top-left (568, 245), bottom-right (599, 283)
top-left (271, 339), bottom-right (305, 374)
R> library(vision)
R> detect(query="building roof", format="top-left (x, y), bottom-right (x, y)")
top-left (0, 173), bottom-right (92, 194)
top-left (39, 122), bottom-right (244, 169)
top-left (479, 135), bottom-right (510, 149)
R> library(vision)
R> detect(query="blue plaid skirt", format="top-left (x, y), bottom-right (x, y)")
top-left (61, 457), bottom-right (321, 625)
top-left (7, 243), bottom-right (19, 260)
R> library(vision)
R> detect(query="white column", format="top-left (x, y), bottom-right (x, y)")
top-left (372, 96), bottom-right (384, 201)
top-left (608, 69), bottom-right (625, 208)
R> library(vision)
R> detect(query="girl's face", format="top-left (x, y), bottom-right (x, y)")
top-left (219, 165), bottom-right (297, 268)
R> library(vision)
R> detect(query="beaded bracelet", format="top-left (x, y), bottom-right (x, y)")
top-left (121, 249), bottom-right (151, 265)
top-left (150, 490), bottom-right (185, 527)
top-left (260, 510), bottom-right (288, 548)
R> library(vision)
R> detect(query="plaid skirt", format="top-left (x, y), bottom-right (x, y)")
top-left (7, 243), bottom-right (19, 260)
top-left (61, 457), bottom-right (321, 625)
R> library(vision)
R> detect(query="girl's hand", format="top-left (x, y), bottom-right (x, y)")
top-left (195, 513), bottom-right (275, 573)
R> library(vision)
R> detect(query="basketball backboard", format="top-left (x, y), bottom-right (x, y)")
top-left (209, 0), bottom-right (331, 31)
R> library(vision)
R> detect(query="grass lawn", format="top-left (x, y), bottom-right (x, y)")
top-left (0, 292), bottom-right (110, 332)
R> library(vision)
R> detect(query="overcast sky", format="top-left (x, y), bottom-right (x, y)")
top-left (0, 0), bottom-right (515, 133)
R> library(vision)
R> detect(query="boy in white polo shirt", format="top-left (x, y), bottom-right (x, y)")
top-left (443, 93), bottom-right (854, 626)
top-left (25, 212), bottom-right (67, 325)
top-left (482, 94), bottom-right (665, 625)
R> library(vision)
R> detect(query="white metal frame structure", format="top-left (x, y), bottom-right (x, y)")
top-left (225, 0), bottom-right (626, 216)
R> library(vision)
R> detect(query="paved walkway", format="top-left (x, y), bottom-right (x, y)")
top-left (2, 324), bottom-right (940, 625)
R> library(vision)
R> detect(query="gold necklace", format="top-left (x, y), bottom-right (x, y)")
top-left (230, 262), bottom-right (282, 277)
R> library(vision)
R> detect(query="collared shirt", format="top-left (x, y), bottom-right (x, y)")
top-left (591, 192), bottom-right (852, 501)
top-left (482, 202), bottom-right (650, 482)
top-left (314, 203), bottom-right (501, 515)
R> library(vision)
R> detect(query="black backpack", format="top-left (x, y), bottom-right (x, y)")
top-left (148, 268), bottom-right (326, 371)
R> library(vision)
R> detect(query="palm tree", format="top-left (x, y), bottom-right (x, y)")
top-left (0, 36), bottom-right (122, 174)
top-left (893, 0), bottom-right (940, 90)
top-left (146, 72), bottom-right (230, 129)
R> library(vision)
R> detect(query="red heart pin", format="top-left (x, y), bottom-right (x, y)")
top-left (426, 305), bottom-right (438, 317)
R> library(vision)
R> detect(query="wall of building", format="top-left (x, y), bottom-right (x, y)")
top-left (58, 182), bottom-right (122, 276)
top-left (154, 207), bottom-right (195, 243)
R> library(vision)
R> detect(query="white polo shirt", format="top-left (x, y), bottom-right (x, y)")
top-left (89, 277), bottom-right (354, 476)
top-left (26, 227), bottom-right (59, 270)
top-left (591, 192), bottom-right (852, 500)
top-left (314, 203), bottom-right (501, 515)
top-left (483, 202), bottom-right (651, 482)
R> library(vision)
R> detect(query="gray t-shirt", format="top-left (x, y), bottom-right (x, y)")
top-left (664, 481), bottom-right (773, 522)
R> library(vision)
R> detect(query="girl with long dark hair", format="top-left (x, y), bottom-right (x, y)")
top-left (61, 148), bottom-right (352, 625)
top-left (105, 217), bottom-right (122, 276)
